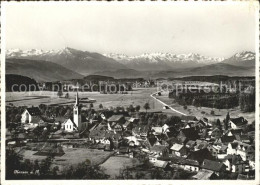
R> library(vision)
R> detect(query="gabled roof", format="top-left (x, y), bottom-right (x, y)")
top-left (147, 137), bottom-right (158, 147)
top-left (170, 143), bottom-right (184, 151)
top-left (220, 135), bottom-right (235, 143)
top-left (187, 148), bottom-right (214, 164)
top-left (201, 159), bottom-right (225, 172)
top-left (229, 129), bottom-right (243, 135)
top-left (182, 159), bottom-right (199, 166)
top-left (31, 116), bottom-right (44, 123)
top-left (108, 115), bottom-right (124, 122)
top-left (192, 169), bottom-right (215, 180)
top-left (153, 160), bottom-right (169, 168)
top-left (150, 145), bottom-right (167, 153)
top-left (186, 140), bottom-right (196, 148)
top-left (179, 128), bottom-right (199, 140)
top-left (234, 134), bottom-right (250, 142)
top-left (151, 127), bottom-right (163, 134)
top-left (181, 115), bottom-right (198, 122)
top-left (230, 117), bottom-right (247, 126)
top-left (26, 107), bottom-right (41, 116)
top-left (224, 154), bottom-right (244, 165)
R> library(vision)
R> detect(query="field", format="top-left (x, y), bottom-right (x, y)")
top-left (6, 88), bottom-right (183, 115)
top-left (157, 91), bottom-right (255, 124)
top-left (18, 148), bottom-right (114, 172)
top-left (100, 156), bottom-right (140, 179)
top-left (6, 87), bottom-right (255, 122)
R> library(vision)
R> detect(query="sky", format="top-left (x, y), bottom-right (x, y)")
top-left (4, 2), bottom-right (257, 58)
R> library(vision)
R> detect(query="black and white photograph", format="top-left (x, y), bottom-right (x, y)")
top-left (1, 1), bottom-right (259, 183)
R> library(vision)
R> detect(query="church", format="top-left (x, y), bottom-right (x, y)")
top-left (63, 92), bottom-right (82, 132)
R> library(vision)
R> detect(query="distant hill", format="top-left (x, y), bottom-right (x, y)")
top-left (6, 74), bottom-right (38, 92)
top-left (93, 69), bottom-right (146, 79)
top-left (84, 75), bottom-right (115, 81)
top-left (93, 63), bottom-right (254, 79)
top-left (186, 63), bottom-right (255, 76)
top-left (170, 75), bottom-right (255, 83)
top-left (6, 58), bottom-right (84, 82)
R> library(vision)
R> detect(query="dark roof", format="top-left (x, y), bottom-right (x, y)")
top-left (230, 117), bottom-right (247, 126)
top-left (229, 129), bottom-right (243, 135)
top-left (234, 134), bottom-right (250, 142)
top-left (26, 107), bottom-right (41, 116)
top-left (179, 128), bottom-right (199, 140)
top-left (187, 148), bottom-right (214, 164)
top-left (201, 159), bottom-right (225, 172)
top-left (147, 137), bottom-right (158, 147)
top-left (224, 154), bottom-right (243, 165)
top-left (182, 159), bottom-right (200, 166)
top-left (220, 135), bottom-right (235, 143)
top-left (150, 145), bottom-right (167, 152)
top-left (181, 115), bottom-right (198, 121)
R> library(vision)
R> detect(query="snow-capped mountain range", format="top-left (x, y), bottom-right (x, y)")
top-left (104, 52), bottom-right (225, 64)
top-left (6, 48), bottom-right (255, 73)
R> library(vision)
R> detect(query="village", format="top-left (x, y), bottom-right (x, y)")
top-left (6, 87), bottom-right (256, 180)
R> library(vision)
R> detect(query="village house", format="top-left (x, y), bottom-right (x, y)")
top-left (201, 159), bottom-right (226, 176)
top-left (21, 107), bottom-right (44, 127)
top-left (192, 169), bottom-right (217, 180)
top-left (170, 143), bottom-right (187, 157)
top-left (150, 145), bottom-right (169, 158)
top-left (185, 140), bottom-right (196, 150)
top-left (153, 160), bottom-right (170, 170)
top-left (122, 117), bottom-right (138, 131)
top-left (226, 129), bottom-right (243, 136)
top-left (223, 154), bottom-right (248, 173)
top-left (227, 141), bottom-right (255, 161)
top-left (177, 128), bottom-right (199, 144)
top-left (229, 117), bottom-right (248, 130)
top-left (132, 125), bottom-right (150, 138)
top-left (187, 148), bottom-right (214, 164)
top-left (151, 126), bottom-right (163, 136)
top-left (107, 114), bottom-right (125, 126)
top-left (182, 159), bottom-right (200, 172)
top-left (181, 115), bottom-right (198, 123)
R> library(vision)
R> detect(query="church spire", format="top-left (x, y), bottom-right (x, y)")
top-left (75, 91), bottom-right (79, 106)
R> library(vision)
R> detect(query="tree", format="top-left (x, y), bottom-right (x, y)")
top-left (143, 102), bottom-right (150, 113)
top-left (216, 119), bottom-right (222, 130)
top-left (99, 104), bottom-right (103, 109)
top-left (89, 103), bottom-right (94, 109)
top-left (224, 112), bottom-right (230, 130)
top-left (57, 90), bottom-right (63, 98)
top-left (65, 93), bottom-right (69, 99)
top-left (135, 105), bottom-right (141, 112)
top-left (128, 105), bottom-right (135, 113)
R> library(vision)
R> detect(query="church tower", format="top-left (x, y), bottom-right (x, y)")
top-left (73, 92), bottom-right (82, 130)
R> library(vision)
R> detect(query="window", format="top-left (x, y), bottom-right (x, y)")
top-left (75, 110), bottom-right (77, 114)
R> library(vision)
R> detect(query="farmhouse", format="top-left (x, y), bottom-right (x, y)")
top-left (201, 159), bottom-right (226, 176)
top-left (170, 143), bottom-right (187, 157)
top-left (223, 154), bottom-right (247, 173)
top-left (229, 117), bottom-right (247, 129)
top-left (21, 107), bottom-right (43, 125)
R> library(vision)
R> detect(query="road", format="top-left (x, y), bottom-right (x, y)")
top-left (150, 91), bottom-right (187, 116)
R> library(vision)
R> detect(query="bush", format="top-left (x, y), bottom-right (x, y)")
top-left (201, 111), bottom-right (206, 114)
top-left (210, 110), bottom-right (215, 115)
top-left (183, 105), bottom-right (187, 110)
